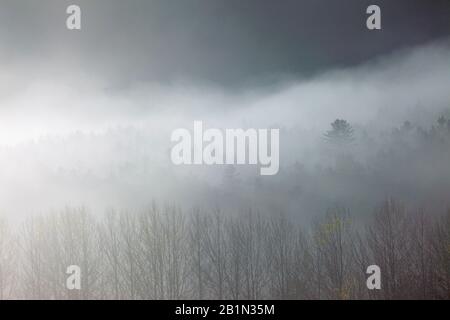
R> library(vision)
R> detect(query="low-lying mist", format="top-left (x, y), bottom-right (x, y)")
top-left (0, 39), bottom-right (449, 223)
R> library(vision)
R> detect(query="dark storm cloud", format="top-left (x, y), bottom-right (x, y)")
top-left (1, 0), bottom-right (449, 87)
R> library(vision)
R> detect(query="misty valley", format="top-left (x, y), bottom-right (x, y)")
top-left (0, 0), bottom-right (449, 303)
top-left (0, 113), bottom-right (450, 299)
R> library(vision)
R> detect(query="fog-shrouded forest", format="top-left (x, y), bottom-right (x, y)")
top-left (2, 37), bottom-right (450, 224)
top-left (0, 115), bottom-right (449, 299)
top-left (1, 0), bottom-right (450, 301)
top-left (1, 44), bottom-right (450, 299)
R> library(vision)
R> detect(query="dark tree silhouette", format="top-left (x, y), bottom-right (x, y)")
top-left (324, 119), bottom-right (355, 146)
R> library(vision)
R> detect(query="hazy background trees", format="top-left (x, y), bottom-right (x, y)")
top-left (0, 116), bottom-right (449, 300)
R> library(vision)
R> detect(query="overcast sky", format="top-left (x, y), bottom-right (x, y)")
top-left (0, 0), bottom-right (450, 143)
top-left (1, 0), bottom-right (450, 87)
